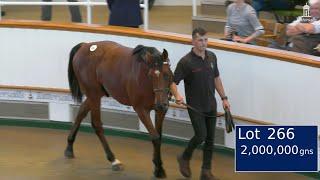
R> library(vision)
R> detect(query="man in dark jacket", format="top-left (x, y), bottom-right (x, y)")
top-left (107, 0), bottom-right (143, 28)
top-left (170, 27), bottom-right (230, 180)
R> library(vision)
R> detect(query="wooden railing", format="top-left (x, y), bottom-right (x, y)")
top-left (0, 20), bottom-right (319, 67)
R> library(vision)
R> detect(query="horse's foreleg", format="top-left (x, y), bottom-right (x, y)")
top-left (152, 111), bottom-right (166, 178)
top-left (65, 99), bottom-right (90, 158)
top-left (90, 98), bottom-right (123, 171)
top-left (136, 108), bottom-right (166, 178)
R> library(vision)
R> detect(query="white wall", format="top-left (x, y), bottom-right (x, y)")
top-left (1, 27), bottom-right (320, 130)
top-left (215, 50), bottom-right (320, 127)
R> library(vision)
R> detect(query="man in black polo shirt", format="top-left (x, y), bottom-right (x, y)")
top-left (170, 27), bottom-right (230, 180)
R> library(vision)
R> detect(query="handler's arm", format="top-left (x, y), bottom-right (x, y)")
top-left (214, 77), bottom-right (230, 110)
top-left (170, 82), bottom-right (184, 104)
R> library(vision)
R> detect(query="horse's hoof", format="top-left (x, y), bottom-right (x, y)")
top-left (154, 167), bottom-right (167, 178)
top-left (111, 159), bottom-right (124, 171)
top-left (64, 149), bottom-right (74, 159)
top-left (112, 163), bottom-right (124, 171)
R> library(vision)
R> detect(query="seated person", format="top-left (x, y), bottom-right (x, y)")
top-left (287, 0), bottom-right (320, 26)
top-left (286, 20), bottom-right (320, 55)
top-left (286, 0), bottom-right (320, 56)
top-left (224, 0), bottom-right (265, 44)
top-left (287, 20), bottom-right (320, 35)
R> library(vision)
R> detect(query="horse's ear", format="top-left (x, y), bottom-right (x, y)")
top-left (133, 45), bottom-right (144, 55)
top-left (162, 49), bottom-right (168, 61)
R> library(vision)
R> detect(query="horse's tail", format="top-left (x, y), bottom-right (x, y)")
top-left (68, 43), bottom-right (83, 103)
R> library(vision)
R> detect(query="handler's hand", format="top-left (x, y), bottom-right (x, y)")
top-left (223, 99), bottom-right (231, 110)
top-left (174, 94), bottom-right (184, 105)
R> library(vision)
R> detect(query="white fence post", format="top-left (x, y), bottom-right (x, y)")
top-left (143, 0), bottom-right (149, 30)
top-left (192, 0), bottom-right (197, 17)
top-left (86, 0), bottom-right (92, 24)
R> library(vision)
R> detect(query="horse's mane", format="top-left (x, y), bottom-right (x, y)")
top-left (132, 45), bottom-right (145, 56)
top-left (132, 45), bottom-right (162, 67)
top-left (133, 45), bottom-right (160, 57)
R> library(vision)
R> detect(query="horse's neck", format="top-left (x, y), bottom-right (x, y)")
top-left (125, 59), bottom-right (154, 108)
top-left (133, 60), bottom-right (153, 89)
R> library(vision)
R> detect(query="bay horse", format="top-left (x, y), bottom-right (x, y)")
top-left (65, 41), bottom-right (173, 178)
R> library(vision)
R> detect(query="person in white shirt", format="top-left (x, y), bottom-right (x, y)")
top-left (285, 0), bottom-right (320, 56)
top-left (287, 0), bottom-right (320, 35)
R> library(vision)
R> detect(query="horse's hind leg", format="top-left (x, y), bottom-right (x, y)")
top-left (65, 99), bottom-right (90, 158)
top-left (90, 97), bottom-right (123, 171)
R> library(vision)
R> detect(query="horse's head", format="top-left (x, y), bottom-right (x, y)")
top-left (133, 45), bottom-right (173, 112)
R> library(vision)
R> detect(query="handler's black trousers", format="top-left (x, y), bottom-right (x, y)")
top-left (182, 109), bottom-right (217, 170)
top-left (41, 0), bottom-right (82, 22)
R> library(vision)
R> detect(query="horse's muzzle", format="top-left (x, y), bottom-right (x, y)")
top-left (155, 103), bottom-right (168, 112)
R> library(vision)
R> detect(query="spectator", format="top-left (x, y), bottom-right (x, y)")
top-left (107, 0), bottom-right (143, 28)
top-left (286, 0), bottom-right (320, 56)
top-left (41, 0), bottom-right (82, 22)
top-left (224, 0), bottom-right (265, 44)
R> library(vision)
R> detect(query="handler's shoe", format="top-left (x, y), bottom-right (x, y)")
top-left (200, 169), bottom-right (220, 180)
top-left (177, 154), bottom-right (191, 178)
